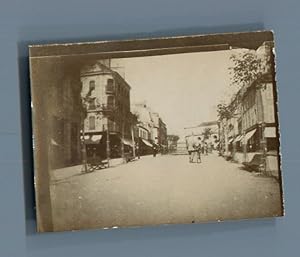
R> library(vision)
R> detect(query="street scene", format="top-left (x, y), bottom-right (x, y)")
top-left (51, 153), bottom-right (282, 231)
top-left (29, 32), bottom-right (283, 232)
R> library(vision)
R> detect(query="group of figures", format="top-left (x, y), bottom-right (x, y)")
top-left (186, 136), bottom-right (210, 163)
top-left (187, 137), bottom-right (202, 163)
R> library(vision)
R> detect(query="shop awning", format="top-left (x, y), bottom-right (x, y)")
top-left (264, 127), bottom-right (276, 138)
top-left (84, 135), bottom-right (103, 144)
top-left (233, 135), bottom-right (243, 143)
top-left (122, 138), bottom-right (134, 147)
top-left (243, 129), bottom-right (257, 143)
top-left (141, 139), bottom-right (153, 147)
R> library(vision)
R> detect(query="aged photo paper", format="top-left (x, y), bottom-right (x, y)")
top-left (29, 31), bottom-right (284, 232)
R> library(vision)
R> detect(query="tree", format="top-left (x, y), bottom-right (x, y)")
top-left (202, 128), bottom-right (212, 140)
top-left (217, 103), bottom-right (233, 120)
top-left (229, 51), bottom-right (264, 89)
top-left (217, 50), bottom-right (265, 121)
top-left (167, 134), bottom-right (180, 142)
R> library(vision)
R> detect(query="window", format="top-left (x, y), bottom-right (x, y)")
top-left (106, 79), bottom-right (114, 92)
top-left (88, 99), bottom-right (96, 110)
top-left (89, 80), bottom-right (95, 91)
top-left (107, 96), bottom-right (114, 108)
top-left (89, 116), bottom-right (96, 130)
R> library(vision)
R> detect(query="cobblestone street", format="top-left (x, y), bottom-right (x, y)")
top-left (50, 153), bottom-right (282, 232)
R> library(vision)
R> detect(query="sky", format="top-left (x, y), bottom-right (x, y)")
top-left (111, 50), bottom-right (236, 140)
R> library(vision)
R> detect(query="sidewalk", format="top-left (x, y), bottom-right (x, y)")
top-left (51, 154), bottom-right (161, 182)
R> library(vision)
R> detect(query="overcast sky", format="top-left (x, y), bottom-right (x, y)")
top-left (111, 50), bottom-right (236, 140)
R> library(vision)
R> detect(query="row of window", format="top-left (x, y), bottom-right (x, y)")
top-left (139, 129), bottom-right (148, 140)
top-left (88, 95), bottom-right (115, 110)
top-left (242, 89), bottom-right (256, 112)
top-left (89, 79), bottom-right (129, 97)
top-left (88, 116), bottom-right (115, 131)
top-left (242, 108), bottom-right (256, 130)
top-left (88, 96), bottom-right (130, 113)
top-left (88, 116), bottom-right (131, 132)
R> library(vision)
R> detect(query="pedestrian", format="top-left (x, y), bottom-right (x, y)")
top-left (204, 142), bottom-right (208, 155)
top-left (136, 143), bottom-right (140, 159)
top-left (153, 145), bottom-right (157, 157)
top-left (194, 137), bottom-right (202, 163)
top-left (187, 136), bottom-right (195, 163)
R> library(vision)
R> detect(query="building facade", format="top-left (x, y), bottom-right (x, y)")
top-left (131, 102), bottom-right (168, 155)
top-left (48, 70), bottom-right (82, 169)
top-left (219, 42), bottom-right (279, 177)
top-left (80, 61), bottom-right (134, 159)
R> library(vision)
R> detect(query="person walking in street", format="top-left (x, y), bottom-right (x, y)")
top-left (194, 137), bottom-right (202, 163)
top-left (136, 142), bottom-right (140, 159)
top-left (204, 142), bottom-right (208, 155)
top-left (187, 136), bottom-right (195, 163)
top-left (153, 145), bottom-right (157, 157)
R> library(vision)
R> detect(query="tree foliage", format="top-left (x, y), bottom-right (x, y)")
top-left (167, 134), bottom-right (180, 142)
top-left (217, 103), bottom-right (232, 120)
top-left (217, 50), bottom-right (265, 122)
top-left (229, 51), bottom-right (263, 89)
top-left (202, 128), bottom-right (213, 140)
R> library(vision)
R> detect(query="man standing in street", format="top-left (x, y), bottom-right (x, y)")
top-left (136, 142), bottom-right (140, 159)
top-left (187, 136), bottom-right (195, 163)
top-left (153, 145), bottom-right (157, 157)
top-left (194, 137), bottom-right (202, 163)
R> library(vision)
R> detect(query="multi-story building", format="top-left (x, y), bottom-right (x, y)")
top-left (131, 102), bottom-right (154, 154)
top-left (237, 73), bottom-right (277, 157)
top-left (219, 42), bottom-right (279, 177)
top-left (80, 61), bottom-right (134, 158)
top-left (131, 102), bottom-right (168, 155)
top-left (150, 112), bottom-right (168, 149)
top-left (159, 118), bottom-right (168, 151)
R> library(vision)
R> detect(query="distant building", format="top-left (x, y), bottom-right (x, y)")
top-left (131, 102), bottom-right (154, 155)
top-left (159, 118), bottom-right (168, 151)
top-left (131, 102), bottom-right (168, 155)
top-left (167, 135), bottom-right (180, 153)
top-left (151, 112), bottom-right (168, 150)
top-left (184, 121), bottom-right (219, 150)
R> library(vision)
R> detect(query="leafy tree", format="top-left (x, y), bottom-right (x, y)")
top-left (167, 134), bottom-right (180, 142)
top-left (229, 51), bottom-right (264, 89)
top-left (202, 128), bottom-right (212, 140)
top-left (217, 50), bottom-right (266, 121)
top-left (217, 103), bottom-right (232, 120)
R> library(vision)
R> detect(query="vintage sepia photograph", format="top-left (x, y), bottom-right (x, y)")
top-left (29, 31), bottom-right (284, 232)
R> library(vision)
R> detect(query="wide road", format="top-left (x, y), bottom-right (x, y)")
top-left (50, 153), bottom-right (283, 232)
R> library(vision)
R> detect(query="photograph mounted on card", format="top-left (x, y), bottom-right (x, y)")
top-left (29, 31), bottom-right (284, 232)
